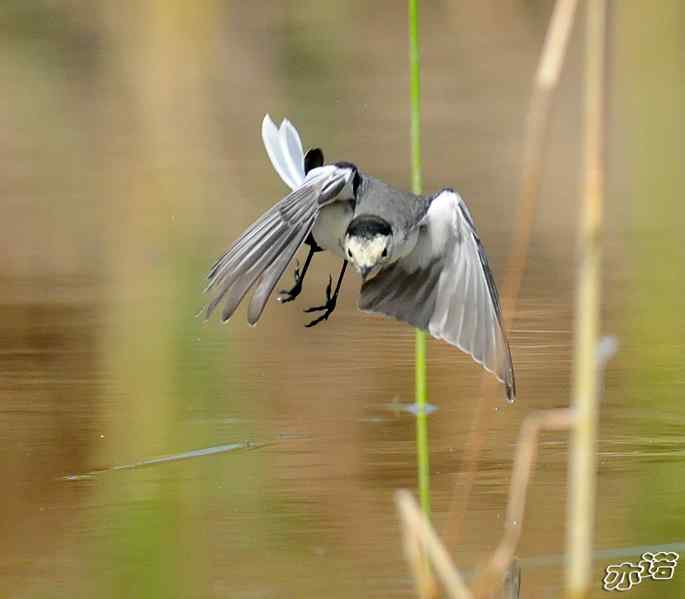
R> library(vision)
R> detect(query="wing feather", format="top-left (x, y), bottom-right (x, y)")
top-left (206, 165), bottom-right (353, 324)
top-left (206, 183), bottom-right (321, 293)
top-left (219, 226), bottom-right (303, 322)
top-left (360, 189), bottom-right (515, 401)
top-left (246, 216), bottom-right (316, 325)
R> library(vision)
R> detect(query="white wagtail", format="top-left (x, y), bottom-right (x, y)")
top-left (205, 115), bottom-right (516, 401)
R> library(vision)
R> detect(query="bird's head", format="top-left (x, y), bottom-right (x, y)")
top-left (344, 215), bottom-right (393, 280)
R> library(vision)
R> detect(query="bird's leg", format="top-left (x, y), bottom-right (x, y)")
top-left (304, 261), bottom-right (348, 328)
top-left (278, 242), bottom-right (318, 303)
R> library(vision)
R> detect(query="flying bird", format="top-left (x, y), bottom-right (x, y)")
top-left (205, 115), bottom-right (516, 401)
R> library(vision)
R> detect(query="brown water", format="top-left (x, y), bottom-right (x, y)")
top-left (1, 2), bottom-right (685, 598)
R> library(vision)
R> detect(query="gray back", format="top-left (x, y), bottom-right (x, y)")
top-left (355, 174), bottom-right (430, 237)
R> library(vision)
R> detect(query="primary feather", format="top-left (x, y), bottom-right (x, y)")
top-left (206, 164), bottom-right (354, 323)
top-left (360, 189), bottom-right (516, 401)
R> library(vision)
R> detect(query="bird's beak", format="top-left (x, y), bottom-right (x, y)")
top-left (360, 266), bottom-right (372, 281)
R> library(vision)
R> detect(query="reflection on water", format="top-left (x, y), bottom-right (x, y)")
top-left (1, 1), bottom-right (685, 598)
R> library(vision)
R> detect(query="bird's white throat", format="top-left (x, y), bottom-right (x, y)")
top-left (346, 235), bottom-right (388, 270)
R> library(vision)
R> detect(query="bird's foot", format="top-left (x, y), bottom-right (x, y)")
top-left (304, 275), bottom-right (338, 327)
top-left (278, 260), bottom-right (303, 303)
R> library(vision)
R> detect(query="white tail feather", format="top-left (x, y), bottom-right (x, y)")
top-left (261, 114), bottom-right (306, 190)
top-left (279, 119), bottom-right (305, 185)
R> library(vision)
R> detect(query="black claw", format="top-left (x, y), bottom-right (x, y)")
top-left (304, 302), bottom-right (336, 327)
top-left (303, 303), bottom-right (328, 314)
top-left (304, 313), bottom-right (330, 328)
top-left (278, 260), bottom-right (303, 303)
top-left (303, 285), bottom-right (338, 327)
top-left (303, 261), bottom-right (347, 328)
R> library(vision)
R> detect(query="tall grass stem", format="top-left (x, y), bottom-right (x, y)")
top-left (408, 0), bottom-right (430, 517)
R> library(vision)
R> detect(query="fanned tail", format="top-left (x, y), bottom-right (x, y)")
top-left (262, 115), bottom-right (305, 190)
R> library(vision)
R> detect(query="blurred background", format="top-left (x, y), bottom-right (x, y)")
top-left (1, 1), bottom-right (684, 597)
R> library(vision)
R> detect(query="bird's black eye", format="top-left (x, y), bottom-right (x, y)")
top-left (381, 248), bottom-right (388, 258)
top-left (347, 249), bottom-right (352, 258)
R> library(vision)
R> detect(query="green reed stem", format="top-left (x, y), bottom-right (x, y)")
top-left (409, 0), bottom-right (430, 517)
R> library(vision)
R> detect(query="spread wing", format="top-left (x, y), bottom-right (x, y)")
top-left (359, 189), bottom-right (515, 401)
top-left (206, 164), bottom-right (354, 325)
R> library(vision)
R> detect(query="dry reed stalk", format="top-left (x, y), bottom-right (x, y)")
top-left (566, 0), bottom-right (607, 596)
top-left (396, 490), bottom-right (473, 599)
top-left (471, 409), bottom-right (575, 596)
top-left (397, 409), bottom-right (572, 599)
top-left (397, 335), bottom-right (615, 598)
top-left (445, 0), bottom-right (580, 545)
top-left (398, 407), bottom-right (573, 599)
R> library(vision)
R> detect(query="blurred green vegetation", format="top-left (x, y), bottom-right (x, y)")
top-left (616, 2), bottom-right (685, 598)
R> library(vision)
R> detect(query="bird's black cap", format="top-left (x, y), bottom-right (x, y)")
top-left (346, 214), bottom-right (392, 239)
